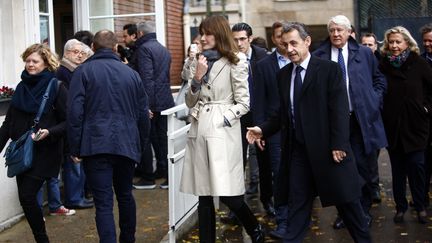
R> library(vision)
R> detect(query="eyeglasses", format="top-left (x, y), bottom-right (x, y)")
top-left (68, 49), bottom-right (86, 55)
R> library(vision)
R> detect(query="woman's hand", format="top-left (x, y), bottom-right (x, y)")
top-left (31, 128), bottom-right (49, 141)
top-left (193, 54), bottom-right (208, 82)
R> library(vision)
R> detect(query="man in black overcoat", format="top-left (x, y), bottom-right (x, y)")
top-left (247, 22), bottom-right (371, 242)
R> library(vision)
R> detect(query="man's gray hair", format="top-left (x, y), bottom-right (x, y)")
top-left (281, 22), bottom-right (310, 40)
top-left (327, 15), bottom-right (352, 31)
top-left (63, 39), bottom-right (82, 56)
top-left (137, 21), bottom-right (155, 34)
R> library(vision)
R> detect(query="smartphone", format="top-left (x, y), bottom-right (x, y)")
top-left (190, 43), bottom-right (198, 53)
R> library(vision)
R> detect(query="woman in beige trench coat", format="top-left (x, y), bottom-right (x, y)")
top-left (179, 16), bottom-right (264, 243)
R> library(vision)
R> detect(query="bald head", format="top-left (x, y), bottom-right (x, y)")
top-left (93, 30), bottom-right (118, 51)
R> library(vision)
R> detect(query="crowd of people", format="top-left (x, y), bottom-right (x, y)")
top-left (1, 13), bottom-right (432, 243)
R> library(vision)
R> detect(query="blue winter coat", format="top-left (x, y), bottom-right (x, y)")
top-left (135, 33), bottom-right (175, 112)
top-left (67, 48), bottom-right (150, 163)
top-left (313, 37), bottom-right (388, 153)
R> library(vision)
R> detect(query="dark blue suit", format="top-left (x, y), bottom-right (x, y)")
top-left (68, 48), bottom-right (150, 243)
top-left (313, 37), bottom-right (387, 215)
top-left (254, 52), bottom-right (287, 230)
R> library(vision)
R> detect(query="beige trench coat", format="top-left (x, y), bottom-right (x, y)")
top-left (180, 52), bottom-right (250, 196)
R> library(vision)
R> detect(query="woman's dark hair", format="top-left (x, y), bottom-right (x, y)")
top-left (199, 15), bottom-right (239, 64)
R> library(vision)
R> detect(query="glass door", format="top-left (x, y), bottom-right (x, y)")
top-left (38, 0), bottom-right (55, 50)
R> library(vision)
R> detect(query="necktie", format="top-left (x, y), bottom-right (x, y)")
top-left (338, 48), bottom-right (346, 81)
top-left (247, 58), bottom-right (254, 108)
top-left (293, 65), bottom-right (304, 143)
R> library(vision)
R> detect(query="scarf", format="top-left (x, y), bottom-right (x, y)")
top-left (60, 58), bottom-right (78, 72)
top-left (386, 49), bottom-right (410, 68)
top-left (11, 69), bottom-right (57, 114)
top-left (201, 49), bottom-right (221, 83)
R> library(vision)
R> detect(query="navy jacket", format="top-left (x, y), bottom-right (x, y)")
top-left (249, 45), bottom-right (269, 112)
top-left (313, 37), bottom-right (388, 153)
top-left (135, 33), bottom-right (174, 112)
top-left (67, 49), bottom-right (150, 163)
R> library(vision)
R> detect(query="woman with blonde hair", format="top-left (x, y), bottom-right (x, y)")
top-left (0, 44), bottom-right (67, 242)
top-left (180, 15), bottom-right (264, 242)
top-left (379, 26), bottom-right (432, 224)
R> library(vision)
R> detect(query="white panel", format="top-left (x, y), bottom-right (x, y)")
top-left (155, 0), bottom-right (166, 46)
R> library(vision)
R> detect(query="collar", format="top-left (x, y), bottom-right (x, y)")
top-left (246, 47), bottom-right (253, 60)
top-left (60, 58), bottom-right (78, 72)
top-left (294, 52), bottom-right (311, 71)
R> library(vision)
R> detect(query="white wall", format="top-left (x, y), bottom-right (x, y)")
top-left (0, 0), bottom-right (27, 89)
top-left (0, 0), bottom-right (28, 230)
top-left (0, 115), bottom-right (22, 231)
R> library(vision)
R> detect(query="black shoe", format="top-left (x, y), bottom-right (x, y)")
top-left (263, 201), bottom-right (276, 217)
top-left (155, 170), bottom-right (167, 179)
top-left (65, 201), bottom-right (94, 209)
top-left (220, 211), bottom-right (240, 225)
top-left (418, 210), bottom-right (428, 224)
top-left (250, 224), bottom-right (265, 243)
top-left (371, 190), bottom-right (382, 203)
top-left (133, 178), bottom-right (156, 190)
top-left (393, 211), bottom-right (404, 223)
top-left (246, 182), bottom-right (258, 194)
top-left (365, 214), bottom-right (372, 227)
top-left (159, 179), bottom-right (168, 189)
top-left (333, 216), bottom-right (345, 229)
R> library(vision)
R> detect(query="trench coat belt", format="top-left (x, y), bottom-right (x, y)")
top-left (190, 99), bottom-right (233, 120)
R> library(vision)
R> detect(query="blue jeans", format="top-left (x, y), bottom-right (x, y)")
top-left (63, 155), bottom-right (86, 205)
top-left (37, 176), bottom-right (62, 212)
top-left (83, 154), bottom-right (136, 243)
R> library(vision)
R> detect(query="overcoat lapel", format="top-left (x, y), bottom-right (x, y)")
top-left (301, 56), bottom-right (318, 96)
top-left (208, 58), bottom-right (228, 85)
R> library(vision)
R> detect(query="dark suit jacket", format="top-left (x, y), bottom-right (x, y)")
top-left (248, 45), bottom-right (268, 113)
top-left (261, 55), bottom-right (361, 207)
top-left (379, 52), bottom-right (432, 152)
top-left (313, 37), bottom-right (387, 154)
top-left (68, 49), bottom-right (151, 163)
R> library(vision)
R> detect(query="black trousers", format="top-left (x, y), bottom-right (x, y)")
top-left (350, 115), bottom-right (374, 214)
top-left (388, 148), bottom-right (426, 212)
top-left (16, 174), bottom-right (49, 243)
top-left (425, 144), bottom-right (432, 206)
top-left (283, 141), bottom-right (371, 243)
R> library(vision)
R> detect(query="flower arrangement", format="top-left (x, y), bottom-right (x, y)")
top-left (0, 86), bottom-right (14, 99)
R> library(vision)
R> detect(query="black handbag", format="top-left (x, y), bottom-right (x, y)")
top-left (4, 78), bottom-right (57, 178)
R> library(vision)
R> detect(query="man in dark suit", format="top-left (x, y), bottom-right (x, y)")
top-left (253, 21), bottom-right (290, 238)
top-left (231, 22), bottom-right (273, 216)
top-left (68, 30), bottom-right (150, 243)
top-left (420, 23), bottom-right (432, 208)
top-left (313, 15), bottom-right (387, 229)
top-left (247, 22), bottom-right (371, 242)
top-left (134, 21), bottom-right (175, 190)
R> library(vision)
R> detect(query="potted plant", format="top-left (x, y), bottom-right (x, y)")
top-left (0, 86), bottom-right (14, 116)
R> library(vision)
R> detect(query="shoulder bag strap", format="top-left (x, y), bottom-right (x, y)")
top-left (32, 78), bottom-right (57, 130)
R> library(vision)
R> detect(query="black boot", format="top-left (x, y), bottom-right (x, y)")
top-left (234, 203), bottom-right (265, 243)
top-left (198, 205), bottom-right (216, 243)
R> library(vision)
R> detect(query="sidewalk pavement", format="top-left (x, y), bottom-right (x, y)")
top-left (0, 150), bottom-right (431, 242)
top-left (181, 150), bottom-right (432, 242)
top-left (0, 178), bottom-right (170, 243)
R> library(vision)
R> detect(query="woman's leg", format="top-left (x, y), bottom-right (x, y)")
top-left (17, 174), bottom-right (49, 243)
top-left (198, 196), bottom-right (216, 243)
top-left (388, 148), bottom-right (408, 213)
top-left (220, 195), bottom-right (264, 242)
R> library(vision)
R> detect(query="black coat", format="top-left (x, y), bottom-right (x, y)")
top-left (135, 33), bottom-right (174, 112)
top-left (0, 81), bottom-right (67, 178)
top-left (379, 52), bottom-right (432, 152)
top-left (249, 45), bottom-right (268, 113)
top-left (261, 55), bottom-right (361, 207)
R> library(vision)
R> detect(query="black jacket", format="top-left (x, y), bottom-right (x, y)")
top-left (0, 81), bottom-right (67, 178)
